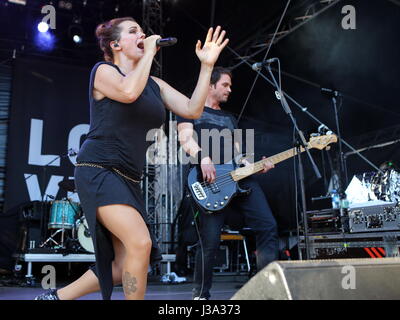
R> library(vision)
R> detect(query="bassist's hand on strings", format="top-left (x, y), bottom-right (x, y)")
top-left (241, 156), bottom-right (274, 174)
top-left (259, 156), bottom-right (275, 174)
top-left (200, 156), bottom-right (216, 183)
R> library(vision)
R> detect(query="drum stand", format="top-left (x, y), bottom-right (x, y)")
top-left (40, 209), bottom-right (69, 249)
top-left (40, 228), bottom-right (67, 249)
top-left (40, 199), bottom-right (80, 250)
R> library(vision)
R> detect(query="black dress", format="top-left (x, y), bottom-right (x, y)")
top-left (75, 62), bottom-right (165, 300)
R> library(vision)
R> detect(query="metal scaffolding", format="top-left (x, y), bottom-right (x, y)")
top-left (231, 0), bottom-right (343, 67)
top-left (142, 0), bottom-right (183, 273)
top-left (143, 117), bottom-right (183, 273)
top-left (142, 0), bottom-right (163, 77)
top-left (344, 124), bottom-right (400, 158)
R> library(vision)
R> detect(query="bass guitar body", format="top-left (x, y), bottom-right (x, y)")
top-left (187, 162), bottom-right (250, 213)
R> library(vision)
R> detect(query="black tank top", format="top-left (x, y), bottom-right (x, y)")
top-left (77, 62), bottom-right (166, 178)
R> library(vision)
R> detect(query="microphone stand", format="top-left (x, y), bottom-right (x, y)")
top-left (245, 54), bottom-right (386, 257)
top-left (330, 94), bottom-right (349, 232)
top-left (247, 62), bottom-right (383, 176)
top-left (266, 62), bottom-right (321, 260)
top-left (273, 84), bottom-right (384, 176)
top-left (245, 56), bottom-right (385, 256)
top-left (25, 155), bottom-right (61, 244)
top-left (25, 150), bottom-right (75, 243)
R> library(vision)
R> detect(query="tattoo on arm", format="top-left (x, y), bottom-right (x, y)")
top-left (122, 271), bottom-right (138, 296)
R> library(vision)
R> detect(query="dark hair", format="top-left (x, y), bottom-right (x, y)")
top-left (210, 67), bottom-right (233, 86)
top-left (95, 17), bottom-right (136, 62)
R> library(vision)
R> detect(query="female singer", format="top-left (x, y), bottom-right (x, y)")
top-left (35, 17), bottom-right (228, 300)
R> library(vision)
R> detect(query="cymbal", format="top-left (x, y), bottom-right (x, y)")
top-left (58, 179), bottom-right (76, 192)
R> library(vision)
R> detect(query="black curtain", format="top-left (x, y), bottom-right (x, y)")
top-left (0, 58), bottom-right (91, 270)
top-left (4, 58), bottom-right (90, 212)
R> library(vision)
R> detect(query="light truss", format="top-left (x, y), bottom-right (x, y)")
top-left (232, 0), bottom-right (343, 66)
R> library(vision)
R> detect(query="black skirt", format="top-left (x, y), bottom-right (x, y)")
top-left (74, 165), bottom-right (162, 300)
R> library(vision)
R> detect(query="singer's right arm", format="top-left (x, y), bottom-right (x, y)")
top-left (93, 35), bottom-right (160, 104)
top-left (178, 121), bottom-right (216, 183)
top-left (177, 122), bottom-right (202, 158)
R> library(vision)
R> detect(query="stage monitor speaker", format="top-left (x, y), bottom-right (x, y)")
top-left (231, 258), bottom-right (400, 300)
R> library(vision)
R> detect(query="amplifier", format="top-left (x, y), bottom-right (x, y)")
top-left (307, 208), bottom-right (341, 233)
top-left (348, 201), bottom-right (400, 233)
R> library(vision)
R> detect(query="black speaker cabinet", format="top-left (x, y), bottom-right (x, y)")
top-left (231, 258), bottom-right (400, 300)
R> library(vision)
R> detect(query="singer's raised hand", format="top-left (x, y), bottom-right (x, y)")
top-left (195, 26), bottom-right (229, 67)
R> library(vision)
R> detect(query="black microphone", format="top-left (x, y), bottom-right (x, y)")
top-left (156, 37), bottom-right (177, 47)
top-left (321, 87), bottom-right (341, 97)
top-left (251, 58), bottom-right (278, 71)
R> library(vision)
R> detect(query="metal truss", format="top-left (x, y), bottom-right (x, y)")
top-left (232, 0), bottom-right (343, 66)
top-left (143, 129), bottom-right (168, 245)
top-left (142, 2), bottom-right (184, 271)
top-left (344, 124), bottom-right (400, 158)
top-left (142, 0), bottom-right (165, 260)
top-left (144, 119), bottom-right (184, 270)
top-left (142, 0), bottom-right (163, 77)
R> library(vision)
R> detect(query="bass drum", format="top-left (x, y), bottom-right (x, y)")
top-left (76, 217), bottom-right (94, 253)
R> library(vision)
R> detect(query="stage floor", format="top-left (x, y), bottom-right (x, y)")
top-left (0, 275), bottom-right (247, 300)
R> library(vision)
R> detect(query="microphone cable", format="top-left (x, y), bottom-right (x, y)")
top-left (191, 205), bottom-right (205, 300)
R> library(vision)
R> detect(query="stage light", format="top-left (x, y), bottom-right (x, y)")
top-left (73, 35), bottom-right (82, 44)
top-left (8, 0), bottom-right (27, 5)
top-left (35, 30), bottom-right (55, 51)
top-left (37, 21), bottom-right (49, 33)
top-left (58, 0), bottom-right (73, 10)
top-left (68, 21), bottom-right (83, 45)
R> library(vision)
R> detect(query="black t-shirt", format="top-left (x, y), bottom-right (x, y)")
top-left (77, 62), bottom-right (166, 178)
top-left (176, 107), bottom-right (239, 164)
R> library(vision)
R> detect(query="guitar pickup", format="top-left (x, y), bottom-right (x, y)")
top-left (210, 183), bottom-right (220, 193)
top-left (191, 182), bottom-right (207, 201)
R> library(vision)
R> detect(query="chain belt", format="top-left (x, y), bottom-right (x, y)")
top-left (75, 162), bottom-right (142, 184)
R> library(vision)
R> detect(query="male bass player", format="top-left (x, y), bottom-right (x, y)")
top-left (176, 67), bottom-right (279, 300)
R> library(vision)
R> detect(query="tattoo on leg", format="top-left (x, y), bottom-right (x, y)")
top-left (122, 272), bottom-right (138, 296)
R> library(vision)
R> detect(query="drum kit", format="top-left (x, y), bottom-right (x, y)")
top-left (39, 179), bottom-right (94, 254)
top-left (371, 167), bottom-right (400, 203)
top-left (346, 162), bottom-right (400, 205)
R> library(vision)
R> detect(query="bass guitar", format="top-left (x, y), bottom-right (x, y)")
top-left (187, 134), bottom-right (337, 213)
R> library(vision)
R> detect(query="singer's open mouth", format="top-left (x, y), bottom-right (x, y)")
top-left (137, 42), bottom-right (144, 49)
